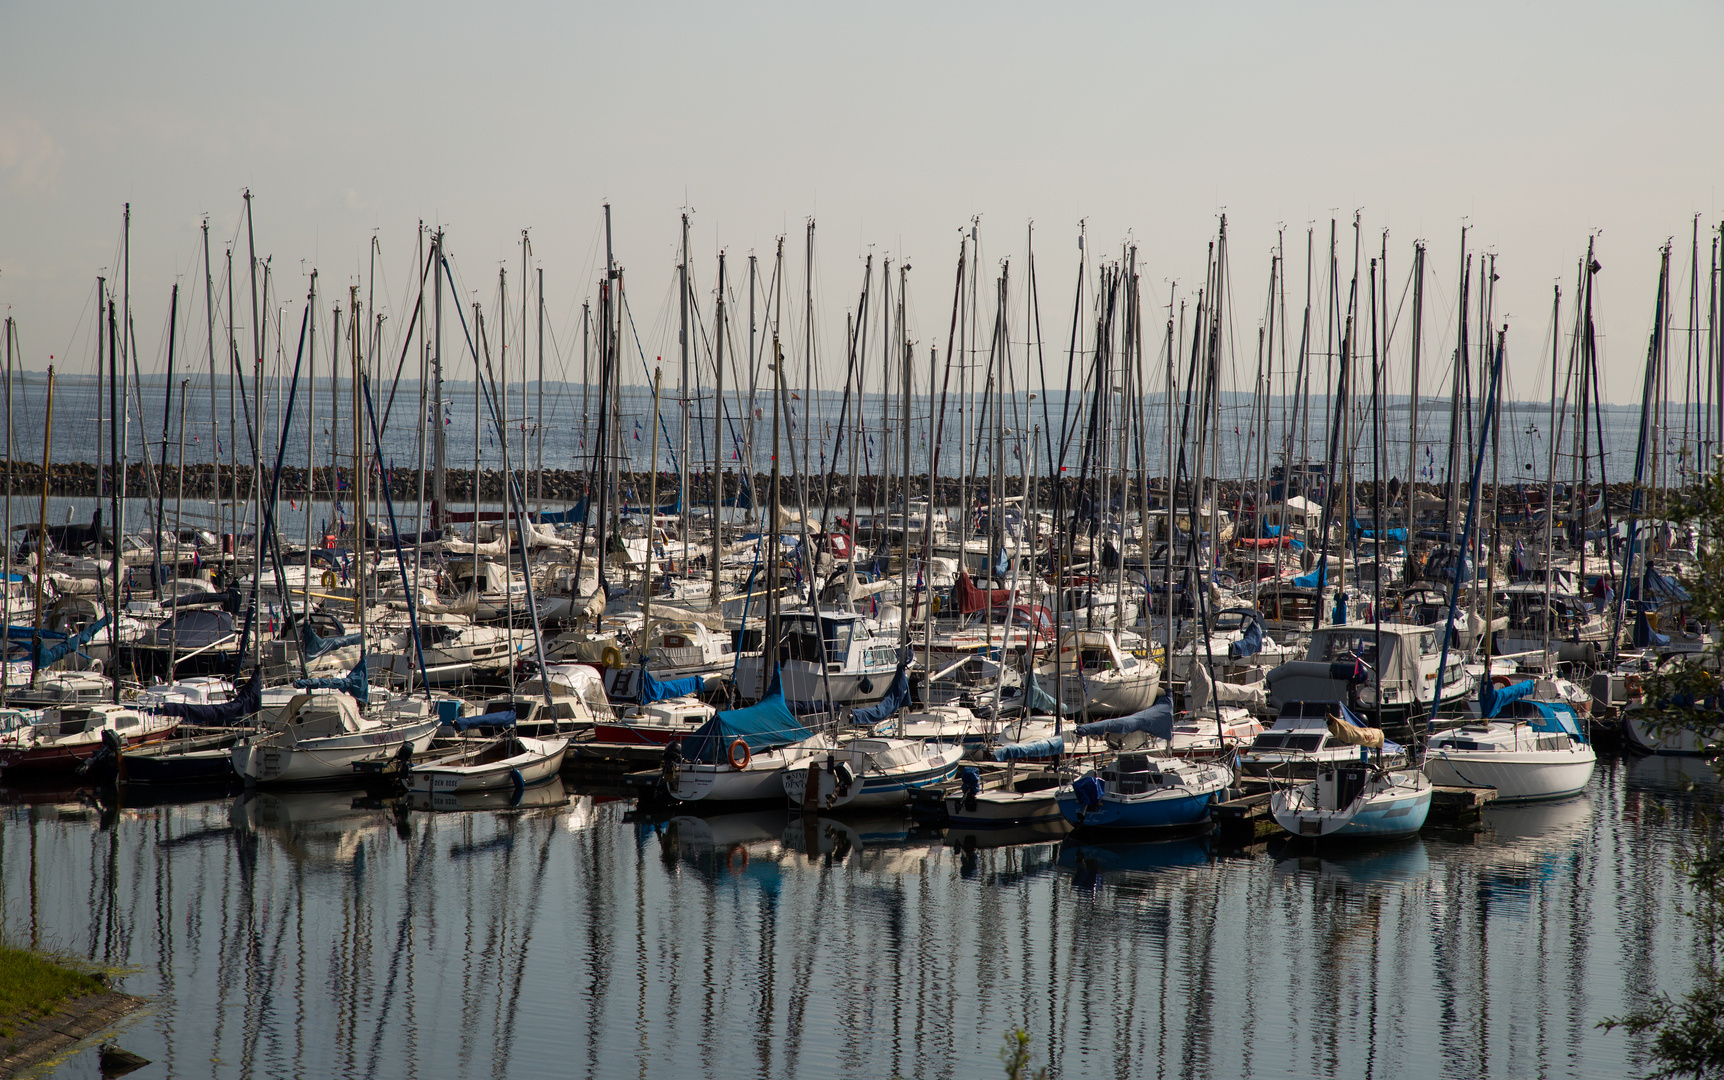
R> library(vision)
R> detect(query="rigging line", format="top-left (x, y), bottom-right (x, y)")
top-left (619, 286), bottom-right (681, 470)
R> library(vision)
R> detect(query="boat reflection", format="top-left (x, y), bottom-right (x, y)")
top-left (228, 788), bottom-right (401, 869)
top-left (1056, 829), bottom-right (1214, 889)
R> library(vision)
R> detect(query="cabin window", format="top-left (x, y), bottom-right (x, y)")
top-left (114, 714), bottom-right (139, 729)
top-left (1250, 733), bottom-right (1286, 749)
top-left (1285, 733), bottom-right (1325, 752)
top-left (1318, 632), bottom-right (1385, 667)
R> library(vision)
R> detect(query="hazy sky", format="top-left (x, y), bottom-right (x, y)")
top-left (3, 1), bottom-right (1722, 406)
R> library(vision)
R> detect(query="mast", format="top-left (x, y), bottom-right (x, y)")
top-left (108, 291), bottom-right (122, 701)
top-left (353, 287), bottom-right (367, 646)
top-left (1, 319), bottom-right (10, 706)
top-left (900, 261), bottom-right (913, 651)
top-left (156, 283), bottom-right (179, 600)
top-left (171, 379), bottom-right (188, 684)
top-left (433, 229), bottom-right (447, 530)
top-left (642, 367), bottom-right (663, 663)
top-left (1543, 281), bottom-right (1564, 665)
top-left (537, 265), bottom-right (545, 519)
top-left (679, 212), bottom-right (692, 575)
top-left (712, 251), bottom-right (727, 605)
top-left (1406, 242), bottom-right (1425, 567)
top-left (30, 368), bottom-right (54, 686)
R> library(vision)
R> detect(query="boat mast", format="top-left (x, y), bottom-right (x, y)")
top-left (679, 212), bottom-right (692, 576)
top-left (108, 285), bottom-right (122, 702)
top-left (642, 367), bottom-right (663, 664)
top-left (712, 251), bottom-right (727, 605)
top-left (155, 283), bottom-right (179, 601)
top-left (30, 368), bottom-right (54, 687)
top-left (1, 319), bottom-right (10, 707)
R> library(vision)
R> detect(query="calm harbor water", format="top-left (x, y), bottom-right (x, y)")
top-left (2, 752), bottom-right (1714, 1080)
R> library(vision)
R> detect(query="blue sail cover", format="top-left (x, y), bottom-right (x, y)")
top-left (301, 622), bottom-right (363, 661)
top-left (1074, 697), bottom-right (1174, 742)
top-left (1023, 667), bottom-right (1065, 715)
top-left (152, 668), bottom-right (264, 725)
top-left (294, 655), bottom-right (370, 705)
top-left (33, 616), bottom-right (111, 669)
top-left (1633, 611), bottom-right (1671, 648)
top-left (1479, 677), bottom-right (1536, 719)
top-left (849, 650), bottom-right (912, 727)
top-left (993, 735), bottom-right (1065, 761)
top-left (1525, 700), bottom-right (1583, 738)
top-left (453, 709), bottom-right (518, 732)
top-left (1228, 618), bottom-right (1265, 660)
top-left (6, 626), bottom-right (67, 642)
top-left (1291, 565), bottom-right (1326, 589)
top-left (680, 680), bottom-right (813, 764)
top-left (638, 666), bottom-right (706, 704)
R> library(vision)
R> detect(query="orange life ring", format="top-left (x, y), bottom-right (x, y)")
top-left (1490, 674), bottom-right (1516, 688)
top-left (728, 738), bottom-right (751, 770)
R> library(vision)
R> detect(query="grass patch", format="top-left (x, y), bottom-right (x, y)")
top-left (0, 946), bottom-right (107, 1037)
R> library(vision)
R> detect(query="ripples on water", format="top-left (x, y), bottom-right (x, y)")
top-left (1, 754), bottom-right (1713, 1079)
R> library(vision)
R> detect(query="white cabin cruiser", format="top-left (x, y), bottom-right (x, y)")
top-left (732, 610), bottom-right (899, 710)
top-left (1238, 700), bottom-right (1407, 778)
top-left (1265, 622), bottom-right (1473, 729)
top-left (231, 688), bottom-right (440, 786)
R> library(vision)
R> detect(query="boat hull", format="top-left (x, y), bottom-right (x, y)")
top-left (1271, 775), bottom-right (1432, 840)
top-left (0, 726), bottom-right (176, 774)
top-left (783, 748), bottom-right (964, 810)
top-left (408, 737), bottom-right (568, 793)
top-left (232, 717), bottom-right (442, 786)
top-left (945, 789), bottom-right (1064, 827)
top-left (1422, 747), bottom-right (1596, 801)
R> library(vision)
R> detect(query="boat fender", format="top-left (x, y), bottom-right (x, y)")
top-left (509, 767), bottom-right (525, 793)
top-left (858, 677), bottom-right (874, 695)
top-left (728, 738), bottom-right (752, 770)
top-left (601, 646), bottom-right (623, 670)
top-left (321, 570), bottom-right (338, 590)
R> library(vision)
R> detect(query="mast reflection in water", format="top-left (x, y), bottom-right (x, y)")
top-left (1, 757), bottom-right (1710, 1079)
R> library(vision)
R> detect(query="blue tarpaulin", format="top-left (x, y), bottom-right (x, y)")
top-left (681, 668), bottom-right (813, 763)
top-left (33, 616), bottom-right (110, 669)
top-left (1023, 667), bottom-right (1065, 715)
top-left (850, 650), bottom-right (912, 727)
top-left (638, 666), bottom-right (706, 704)
top-left (1292, 565), bottom-right (1326, 589)
top-left (151, 668), bottom-right (264, 725)
top-left (1633, 611), bottom-right (1671, 648)
top-left (993, 735), bottom-right (1065, 761)
top-left (1074, 697), bottom-right (1174, 742)
top-left (301, 622), bottom-right (362, 661)
top-left (1480, 677), bottom-right (1536, 719)
top-left (294, 655), bottom-right (370, 705)
top-left (1228, 618), bottom-right (1265, 660)
top-left (453, 709), bottom-right (518, 732)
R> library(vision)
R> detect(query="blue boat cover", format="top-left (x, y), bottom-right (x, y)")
top-left (6, 625), bottom-right (68, 642)
top-left (151, 667), bottom-right (264, 725)
top-left (1479, 677), bottom-right (1536, 719)
top-left (301, 622), bottom-right (362, 661)
top-left (1642, 565), bottom-right (1691, 602)
top-left (453, 709), bottom-right (518, 732)
top-left (638, 666), bottom-right (706, 704)
top-left (1023, 667), bottom-right (1065, 715)
top-left (1291, 565), bottom-right (1326, 588)
top-left (1228, 618), bottom-right (1265, 660)
top-left (849, 649), bottom-right (913, 727)
top-left (1072, 773), bottom-right (1104, 809)
top-left (1074, 696), bottom-right (1174, 742)
top-left (680, 668), bottom-right (813, 763)
top-left (535, 498), bottom-right (587, 526)
top-left (294, 655), bottom-right (370, 705)
top-left (993, 735), bottom-right (1065, 761)
top-left (1633, 611), bottom-right (1671, 648)
top-left (33, 616), bottom-right (111, 669)
top-left (1523, 700), bottom-right (1583, 738)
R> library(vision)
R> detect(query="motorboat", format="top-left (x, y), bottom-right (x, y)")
top-left (1237, 700), bottom-right (1407, 779)
top-left (1039, 629), bottom-right (1162, 719)
top-left (732, 610), bottom-right (900, 710)
top-left (1265, 622), bottom-right (1474, 730)
top-left (1423, 680), bottom-right (1596, 800)
top-left (595, 697), bottom-right (715, 745)
top-left (1270, 763), bottom-right (1432, 841)
top-left (230, 689), bottom-right (441, 785)
top-left (781, 738), bottom-right (965, 810)
top-left (407, 734), bottom-right (568, 794)
top-left (0, 703), bottom-right (178, 773)
top-left (1055, 753), bottom-right (1231, 831)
